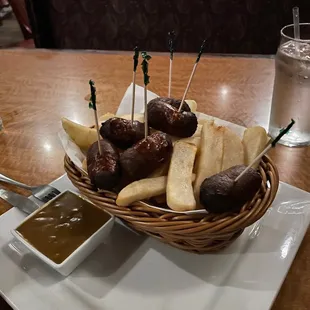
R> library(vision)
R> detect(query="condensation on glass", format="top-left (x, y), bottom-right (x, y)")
top-left (269, 23), bottom-right (310, 147)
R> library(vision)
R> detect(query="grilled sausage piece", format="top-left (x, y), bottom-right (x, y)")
top-left (87, 139), bottom-right (121, 190)
top-left (120, 132), bottom-right (173, 182)
top-left (100, 117), bottom-right (145, 149)
top-left (199, 165), bottom-right (262, 213)
top-left (147, 99), bottom-right (197, 138)
top-left (150, 97), bottom-right (191, 112)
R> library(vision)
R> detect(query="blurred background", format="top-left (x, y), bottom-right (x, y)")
top-left (1, 0), bottom-right (310, 53)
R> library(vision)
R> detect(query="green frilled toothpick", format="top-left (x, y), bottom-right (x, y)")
top-left (141, 51), bottom-right (152, 138)
top-left (168, 30), bottom-right (176, 97)
top-left (89, 80), bottom-right (102, 155)
top-left (235, 119), bottom-right (295, 182)
top-left (131, 46), bottom-right (139, 124)
top-left (178, 39), bottom-right (206, 112)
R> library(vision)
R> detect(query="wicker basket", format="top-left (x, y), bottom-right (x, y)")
top-left (64, 154), bottom-right (279, 253)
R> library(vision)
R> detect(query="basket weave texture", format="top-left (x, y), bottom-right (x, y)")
top-left (64, 154), bottom-right (279, 253)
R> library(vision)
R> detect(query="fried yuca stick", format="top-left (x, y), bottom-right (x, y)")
top-left (82, 158), bottom-right (87, 171)
top-left (98, 113), bottom-right (115, 123)
top-left (61, 117), bottom-right (98, 150)
top-left (116, 176), bottom-right (167, 206)
top-left (116, 174), bottom-right (196, 207)
top-left (185, 99), bottom-right (197, 112)
top-left (222, 127), bottom-right (244, 171)
top-left (167, 141), bottom-right (197, 211)
top-left (242, 126), bottom-right (268, 168)
top-left (153, 174), bottom-right (197, 205)
top-left (191, 124), bottom-right (202, 138)
top-left (177, 137), bottom-right (201, 147)
top-left (193, 120), bottom-right (224, 201)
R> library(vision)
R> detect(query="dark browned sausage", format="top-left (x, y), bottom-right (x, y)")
top-left (199, 165), bottom-right (262, 213)
top-left (147, 98), bottom-right (197, 137)
top-left (87, 139), bottom-right (120, 190)
top-left (120, 132), bottom-right (173, 181)
top-left (150, 97), bottom-right (191, 112)
top-left (100, 117), bottom-right (145, 149)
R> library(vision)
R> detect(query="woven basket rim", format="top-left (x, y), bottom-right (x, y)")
top-left (64, 154), bottom-right (279, 253)
top-left (64, 154), bottom-right (279, 216)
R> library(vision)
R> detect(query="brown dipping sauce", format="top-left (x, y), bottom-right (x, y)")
top-left (16, 191), bottom-right (111, 264)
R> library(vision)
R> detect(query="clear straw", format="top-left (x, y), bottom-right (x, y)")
top-left (293, 7), bottom-right (300, 54)
top-left (293, 7), bottom-right (300, 39)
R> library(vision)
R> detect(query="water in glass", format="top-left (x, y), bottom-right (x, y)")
top-left (269, 24), bottom-right (310, 146)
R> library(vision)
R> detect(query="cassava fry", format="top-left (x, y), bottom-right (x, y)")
top-left (117, 174), bottom-right (196, 207)
top-left (222, 127), bottom-right (244, 171)
top-left (242, 126), bottom-right (268, 168)
top-left (194, 121), bottom-right (224, 201)
top-left (177, 137), bottom-right (201, 147)
top-left (185, 99), bottom-right (197, 112)
top-left (167, 141), bottom-right (197, 211)
top-left (154, 175), bottom-right (199, 205)
top-left (198, 118), bottom-right (213, 126)
top-left (61, 118), bottom-right (98, 150)
top-left (193, 124), bottom-right (202, 137)
top-left (116, 176), bottom-right (167, 206)
top-left (82, 158), bottom-right (87, 171)
top-left (99, 113), bottom-right (115, 123)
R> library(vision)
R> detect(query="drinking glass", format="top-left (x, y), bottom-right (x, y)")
top-left (269, 23), bottom-right (310, 147)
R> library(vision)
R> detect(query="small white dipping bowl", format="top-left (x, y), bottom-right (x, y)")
top-left (11, 190), bottom-right (114, 276)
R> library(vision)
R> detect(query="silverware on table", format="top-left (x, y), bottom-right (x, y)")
top-left (0, 173), bottom-right (60, 203)
top-left (0, 188), bottom-right (39, 215)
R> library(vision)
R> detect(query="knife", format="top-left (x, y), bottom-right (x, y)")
top-left (0, 188), bottom-right (39, 215)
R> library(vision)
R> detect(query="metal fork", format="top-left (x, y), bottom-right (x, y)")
top-left (0, 173), bottom-right (60, 203)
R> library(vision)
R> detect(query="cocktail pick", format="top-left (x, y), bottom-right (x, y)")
top-left (89, 80), bottom-right (102, 155)
top-left (141, 51), bottom-right (152, 138)
top-left (178, 39), bottom-right (206, 112)
top-left (168, 30), bottom-right (176, 97)
top-left (131, 46), bottom-right (139, 124)
top-left (234, 119), bottom-right (295, 183)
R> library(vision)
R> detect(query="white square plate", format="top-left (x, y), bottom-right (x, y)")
top-left (1, 84), bottom-right (309, 309)
top-left (0, 174), bottom-right (310, 310)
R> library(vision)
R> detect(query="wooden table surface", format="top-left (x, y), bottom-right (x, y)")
top-left (0, 49), bottom-right (309, 310)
